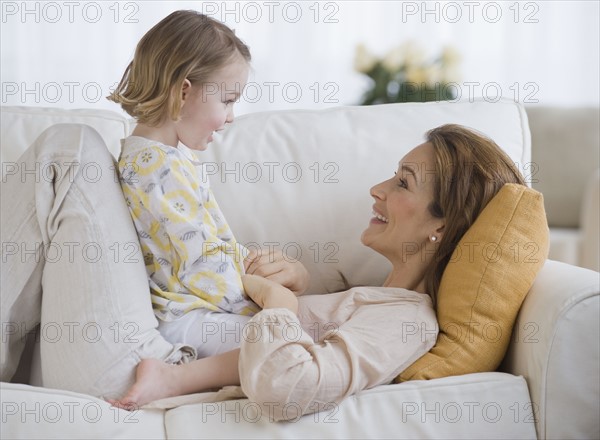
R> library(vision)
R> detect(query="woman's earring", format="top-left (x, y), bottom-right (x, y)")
top-left (430, 236), bottom-right (437, 242)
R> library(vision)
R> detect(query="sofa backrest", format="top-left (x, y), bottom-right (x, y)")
top-left (205, 100), bottom-right (531, 293)
top-left (0, 100), bottom-right (531, 294)
top-left (0, 106), bottom-right (131, 162)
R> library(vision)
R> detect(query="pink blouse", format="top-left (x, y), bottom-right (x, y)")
top-left (239, 286), bottom-right (438, 421)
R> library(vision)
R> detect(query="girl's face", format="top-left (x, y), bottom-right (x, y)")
top-left (176, 56), bottom-right (249, 150)
top-left (361, 142), bottom-right (445, 264)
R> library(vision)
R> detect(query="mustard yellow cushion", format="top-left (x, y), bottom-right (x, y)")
top-left (397, 183), bottom-right (549, 382)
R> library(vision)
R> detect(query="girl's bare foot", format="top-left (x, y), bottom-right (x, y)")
top-left (107, 358), bottom-right (180, 410)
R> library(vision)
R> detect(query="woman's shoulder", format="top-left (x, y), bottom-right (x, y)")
top-left (346, 286), bottom-right (436, 327)
top-left (299, 286), bottom-right (434, 327)
top-left (347, 285), bottom-right (433, 305)
top-left (300, 286), bottom-right (432, 308)
top-left (309, 286), bottom-right (437, 347)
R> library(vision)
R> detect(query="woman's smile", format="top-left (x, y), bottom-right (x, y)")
top-left (371, 210), bottom-right (389, 224)
top-left (371, 205), bottom-right (390, 224)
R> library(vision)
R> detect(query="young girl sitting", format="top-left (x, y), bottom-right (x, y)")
top-left (108, 10), bottom-right (308, 359)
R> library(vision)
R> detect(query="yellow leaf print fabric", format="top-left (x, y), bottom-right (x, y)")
top-left (117, 136), bottom-right (260, 321)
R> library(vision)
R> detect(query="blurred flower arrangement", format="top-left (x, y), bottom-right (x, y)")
top-left (355, 41), bottom-right (461, 105)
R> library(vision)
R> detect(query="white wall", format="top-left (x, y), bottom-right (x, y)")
top-left (1, 0), bottom-right (599, 117)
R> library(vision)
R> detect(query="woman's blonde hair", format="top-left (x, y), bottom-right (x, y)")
top-left (423, 124), bottom-right (526, 304)
top-left (107, 10), bottom-right (251, 126)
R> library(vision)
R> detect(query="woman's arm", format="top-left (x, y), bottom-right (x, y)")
top-left (111, 282), bottom-right (435, 415)
top-left (241, 273), bottom-right (299, 313)
top-left (238, 290), bottom-right (438, 422)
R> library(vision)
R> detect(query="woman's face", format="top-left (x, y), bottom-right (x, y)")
top-left (361, 142), bottom-right (444, 264)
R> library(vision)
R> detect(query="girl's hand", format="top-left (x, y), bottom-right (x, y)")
top-left (244, 248), bottom-right (310, 296)
top-left (242, 274), bottom-right (298, 315)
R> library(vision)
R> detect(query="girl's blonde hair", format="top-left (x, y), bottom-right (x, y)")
top-left (423, 124), bottom-right (526, 304)
top-left (107, 10), bottom-right (251, 126)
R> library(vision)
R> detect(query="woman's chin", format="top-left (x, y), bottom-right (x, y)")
top-left (360, 230), bottom-right (374, 248)
top-left (361, 230), bottom-right (389, 256)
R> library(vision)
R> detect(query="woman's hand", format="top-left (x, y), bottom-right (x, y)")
top-left (244, 248), bottom-right (310, 296)
top-left (242, 274), bottom-right (298, 315)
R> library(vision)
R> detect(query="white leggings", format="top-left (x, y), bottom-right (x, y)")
top-left (158, 309), bottom-right (252, 359)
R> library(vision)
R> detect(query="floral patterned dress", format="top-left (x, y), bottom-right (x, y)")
top-left (117, 136), bottom-right (259, 321)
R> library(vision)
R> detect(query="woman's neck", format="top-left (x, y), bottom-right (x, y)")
top-left (383, 266), bottom-right (426, 294)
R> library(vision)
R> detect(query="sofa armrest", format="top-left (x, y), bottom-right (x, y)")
top-left (580, 169), bottom-right (600, 271)
top-left (501, 260), bottom-right (599, 439)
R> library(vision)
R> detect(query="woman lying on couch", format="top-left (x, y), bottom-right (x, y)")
top-left (108, 124), bottom-right (527, 420)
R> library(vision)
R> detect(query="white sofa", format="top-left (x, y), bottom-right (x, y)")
top-left (526, 106), bottom-right (600, 272)
top-left (1, 101), bottom-right (599, 439)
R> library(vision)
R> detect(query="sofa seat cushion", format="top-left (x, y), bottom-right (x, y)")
top-left (1, 373), bottom-right (536, 439)
top-left (0, 382), bottom-right (166, 439)
top-left (163, 372), bottom-right (536, 439)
